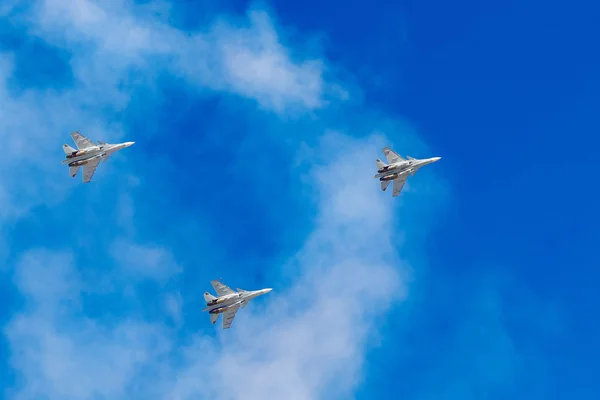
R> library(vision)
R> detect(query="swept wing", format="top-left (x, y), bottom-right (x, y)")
top-left (82, 157), bottom-right (102, 183)
top-left (382, 147), bottom-right (405, 164)
top-left (211, 280), bottom-right (236, 297)
top-left (392, 175), bottom-right (408, 197)
top-left (71, 131), bottom-right (96, 149)
top-left (222, 304), bottom-right (240, 329)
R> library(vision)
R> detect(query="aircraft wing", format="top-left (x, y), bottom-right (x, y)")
top-left (392, 175), bottom-right (408, 197)
top-left (82, 157), bottom-right (102, 183)
top-left (210, 280), bottom-right (235, 297)
top-left (102, 150), bottom-right (114, 163)
top-left (222, 304), bottom-right (240, 329)
top-left (71, 131), bottom-right (96, 149)
top-left (382, 147), bottom-right (405, 164)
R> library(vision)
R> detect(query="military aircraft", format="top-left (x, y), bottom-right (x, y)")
top-left (61, 131), bottom-right (135, 183)
top-left (203, 280), bottom-right (272, 330)
top-left (374, 147), bottom-right (441, 197)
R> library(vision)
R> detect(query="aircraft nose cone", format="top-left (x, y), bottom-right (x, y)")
top-left (432, 157), bottom-right (441, 162)
top-left (126, 141), bottom-right (135, 147)
top-left (263, 288), bottom-right (272, 294)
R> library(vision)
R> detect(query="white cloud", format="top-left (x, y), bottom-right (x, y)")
top-left (207, 11), bottom-right (325, 112)
top-left (4, 133), bottom-right (420, 399)
top-left (0, 2), bottom-right (439, 399)
top-left (0, 1), bottom-right (336, 256)
top-left (164, 291), bottom-right (184, 327)
top-left (11, 0), bottom-right (328, 113)
top-left (167, 133), bottom-right (410, 400)
top-left (110, 238), bottom-right (182, 282)
top-left (0, 51), bottom-right (127, 224)
top-left (5, 249), bottom-right (172, 400)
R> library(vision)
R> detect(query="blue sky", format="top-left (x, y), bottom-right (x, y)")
top-left (0, 0), bottom-right (598, 399)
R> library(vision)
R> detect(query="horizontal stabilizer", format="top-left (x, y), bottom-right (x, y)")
top-left (376, 159), bottom-right (387, 169)
top-left (210, 313), bottom-right (219, 324)
top-left (380, 180), bottom-right (391, 192)
top-left (203, 292), bottom-right (217, 303)
top-left (63, 144), bottom-right (76, 155)
top-left (69, 165), bottom-right (80, 178)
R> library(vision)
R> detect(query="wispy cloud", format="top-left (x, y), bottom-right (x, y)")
top-left (9, 0), bottom-right (330, 113)
top-left (0, 1), bottom-right (333, 230)
top-left (5, 132), bottom-right (417, 399)
top-left (5, 249), bottom-right (173, 399)
top-left (1, 1), bottom-right (442, 399)
top-left (110, 238), bottom-right (182, 282)
top-left (168, 133), bottom-right (409, 400)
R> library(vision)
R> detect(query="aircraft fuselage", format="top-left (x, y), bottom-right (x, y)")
top-left (206, 293), bottom-right (240, 308)
top-left (375, 161), bottom-right (412, 180)
top-left (374, 157), bottom-right (440, 180)
top-left (208, 301), bottom-right (243, 315)
top-left (202, 288), bottom-right (272, 314)
top-left (61, 142), bottom-right (134, 165)
top-left (67, 154), bottom-right (103, 167)
top-left (65, 146), bottom-right (99, 159)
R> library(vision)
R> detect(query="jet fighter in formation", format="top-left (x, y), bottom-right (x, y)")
top-left (374, 147), bottom-right (441, 197)
top-left (59, 129), bottom-right (441, 330)
top-left (203, 280), bottom-right (272, 330)
top-left (62, 131), bottom-right (134, 183)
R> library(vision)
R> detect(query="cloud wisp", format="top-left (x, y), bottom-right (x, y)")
top-left (0, 1), bottom-right (333, 234)
top-left (1, 2), bottom-right (440, 399)
top-left (169, 133), bottom-right (409, 400)
top-left (5, 249), bottom-right (173, 399)
top-left (5, 133), bottom-right (416, 400)
top-left (9, 0), bottom-right (330, 113)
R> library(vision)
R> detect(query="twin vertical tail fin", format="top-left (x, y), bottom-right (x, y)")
top-left (210, 314), bottom-right (219, 324)
top-left (376, 159), bottom-right (387, 169)
top-left (63, 144), bottom-right (77, 155)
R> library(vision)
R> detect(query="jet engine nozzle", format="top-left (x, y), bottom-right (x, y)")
top-left (68, 154), bottom-right (102, 167)
top-left (66, 150), bottom-right (86, 159)
top-left (207, 297), bottom-right (228, 307)
top-left (377, 166), bottom-right (393, 174)
top-left (209, 306), bottom-right (228, 314)
top-left (380, 173), bottom-right (399, 182)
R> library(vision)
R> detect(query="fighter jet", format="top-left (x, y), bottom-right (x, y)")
top-left (61, 131), bottom-right (134, 183)
top-left (374, 147), bottom-right (441, 197)
top-left (203, 280), bottom-right (272, 329)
